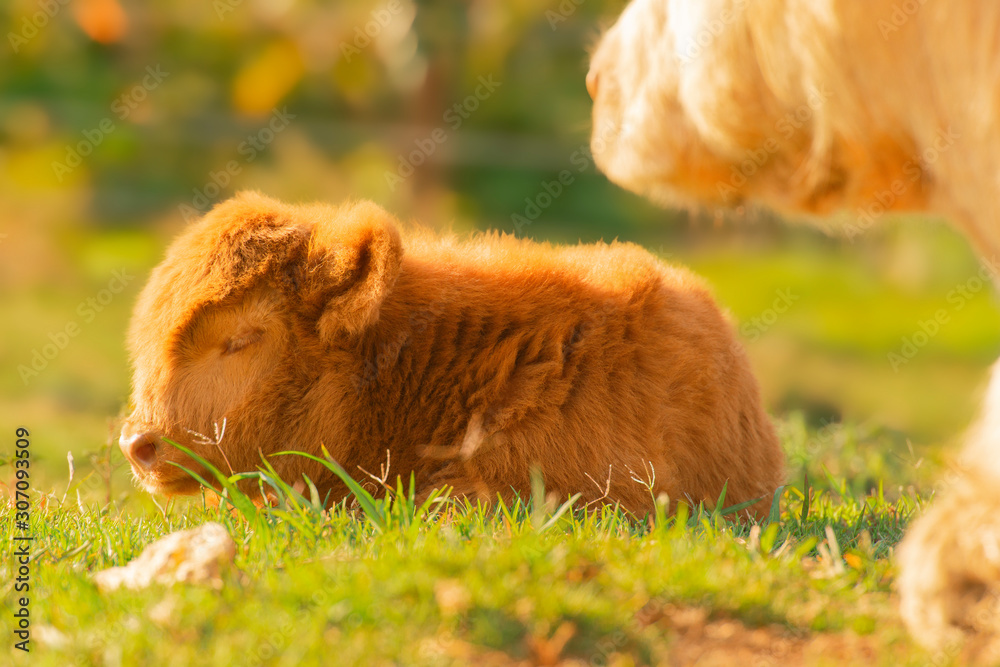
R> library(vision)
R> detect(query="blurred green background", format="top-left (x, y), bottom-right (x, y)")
top-left (2, 0), bottom-right (998, 495)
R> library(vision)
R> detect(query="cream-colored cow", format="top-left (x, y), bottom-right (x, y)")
top-left (588, 0), bottom-right (1000, 649)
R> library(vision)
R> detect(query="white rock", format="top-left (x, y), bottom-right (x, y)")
top-left (94, 522), bottom-right (236, 592)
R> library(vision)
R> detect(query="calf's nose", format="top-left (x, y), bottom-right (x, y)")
top-left (119, 430), bottom-right (159, 470)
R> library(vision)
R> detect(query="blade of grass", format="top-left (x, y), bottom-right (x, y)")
top-left (273, 448), bottom-right (386, 532)
top-left (164, 440), bottom-right (259, 525)
top-left (800, 472), bottom-right (811, 524)
top-left (538, 493), bottom-right (582, 533)
top-left (768, 485), bottom-right (786, 524)
top-left (822, 465), bottom-right (846, 499)
top-left (719, 495), bottom-right (763, 518)
top-left (712, 481), bottom-right (728, 518)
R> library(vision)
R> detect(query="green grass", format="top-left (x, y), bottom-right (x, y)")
top-left (3, 221), bottom-right (994, 665)
top-left (0, 416), bottom-right (965, 666)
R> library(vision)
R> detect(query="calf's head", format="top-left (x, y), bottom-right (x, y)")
top-left (587, 0), bottom-right (933, 217)
top-left (120, 192), bottom-right (402, 496)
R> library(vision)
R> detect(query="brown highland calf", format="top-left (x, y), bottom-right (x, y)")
top-left (120, 191), bottom-right (783, 517)
top-left (587, 0), bottom-right (1000, 649)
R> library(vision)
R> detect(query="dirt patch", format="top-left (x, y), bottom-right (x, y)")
top-left (650, 604), bottom-right (881, 666)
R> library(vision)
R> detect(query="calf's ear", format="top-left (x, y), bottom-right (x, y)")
top-left (304, 200), bottom-right (403, 339)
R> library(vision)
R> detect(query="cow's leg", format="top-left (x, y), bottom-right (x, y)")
top-left (897, 359), bottom-right (1000, 652)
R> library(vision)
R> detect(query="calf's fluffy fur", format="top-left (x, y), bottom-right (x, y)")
top-left (588, 0), bottom-right (1000, 650)
top-left (120, 192), bottom-right (782, 517)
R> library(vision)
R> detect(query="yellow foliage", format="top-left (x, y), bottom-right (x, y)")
top-left (232, 41), bottom-right (305, 117)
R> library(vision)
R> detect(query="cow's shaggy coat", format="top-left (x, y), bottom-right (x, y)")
top-left (587, 0), bottom-right (1000, 649)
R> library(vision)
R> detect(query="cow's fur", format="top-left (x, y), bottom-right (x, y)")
top-left (120, 192), bottom-right (783, 518)
top-left (588, 0), bottom-right (1000, 649)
